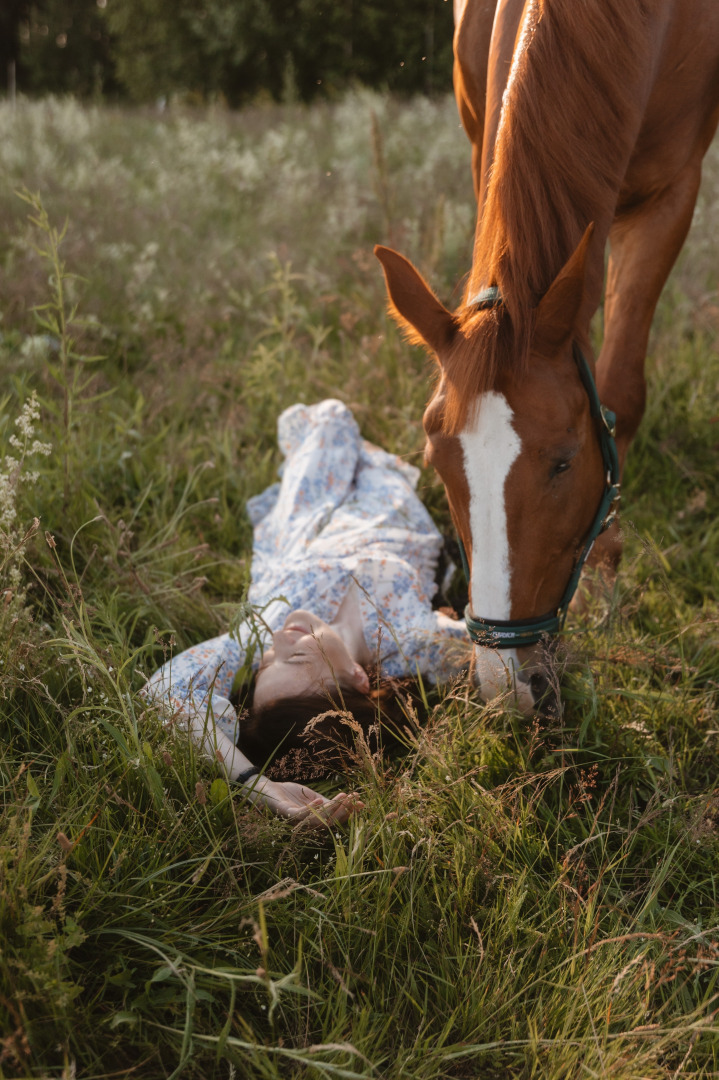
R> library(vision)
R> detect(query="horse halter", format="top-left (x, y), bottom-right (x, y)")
top-left (458, 287), bottom-right (621, 649)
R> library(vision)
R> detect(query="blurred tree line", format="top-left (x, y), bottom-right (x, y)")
top-left (2, 0), bottom-right (454, 104)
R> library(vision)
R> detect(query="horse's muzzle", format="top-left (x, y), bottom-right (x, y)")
top-left (473, 643), bottom-right (552, 714)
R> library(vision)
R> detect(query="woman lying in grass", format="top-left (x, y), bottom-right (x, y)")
top-left (145, 399), bottom-right (471, 826)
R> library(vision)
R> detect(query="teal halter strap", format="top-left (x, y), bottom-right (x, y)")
top-left (460, 340), bottom-right (621, 649)
top-left (469, 285), bottom-right (503, 310)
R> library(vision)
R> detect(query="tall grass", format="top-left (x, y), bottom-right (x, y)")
top-left (0, 93), bottom-right (717, 1078)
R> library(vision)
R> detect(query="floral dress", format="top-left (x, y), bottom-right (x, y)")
top-left (145, 399), bottom-right (470, 745)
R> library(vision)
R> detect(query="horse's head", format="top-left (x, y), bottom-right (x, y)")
top-left (376, 228), bottom-right (619, 712)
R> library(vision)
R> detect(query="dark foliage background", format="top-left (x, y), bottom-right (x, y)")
top-left (3, 0), bottom-right (455, 103)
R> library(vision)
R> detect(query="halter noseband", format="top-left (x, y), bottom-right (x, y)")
top-left (458, 288), bottom-right (621, 649)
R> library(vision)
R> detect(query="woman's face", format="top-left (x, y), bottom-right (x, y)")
top-left (253, 610), bottom-right (369, 708)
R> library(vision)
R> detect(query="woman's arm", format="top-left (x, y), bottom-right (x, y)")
top-left (183, 705), bottom-right (361, 823)
top-left (243, 779), bottom-right (364, 825)
top-left (143, 628), bottom-right (362, 827)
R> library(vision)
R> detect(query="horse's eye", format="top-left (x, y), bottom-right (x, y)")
top-left (553, 460), bottom-right (571, 476)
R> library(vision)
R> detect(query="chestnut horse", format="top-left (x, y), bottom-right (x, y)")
top-left (376, 0), bottom-right (719, 711)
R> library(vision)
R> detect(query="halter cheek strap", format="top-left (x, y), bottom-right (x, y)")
top-left (459, 304), bottom-right (621, 647)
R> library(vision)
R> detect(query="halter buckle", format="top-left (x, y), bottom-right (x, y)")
top-left (601, 489), bottom-right (622, 532)
top-left (600, 405), bottom-right (617, 438)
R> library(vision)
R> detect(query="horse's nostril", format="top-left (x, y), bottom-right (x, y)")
top-left (526, 669), bottom-right (563, 719)
top-left (529, 671), bottom-right (550, 699)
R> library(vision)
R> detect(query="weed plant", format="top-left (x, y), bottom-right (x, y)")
top-left (0, 94), bottom-right (718, 1078)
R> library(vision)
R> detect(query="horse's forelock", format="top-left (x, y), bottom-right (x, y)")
top-left (440, 308), bottom-right (522, 437)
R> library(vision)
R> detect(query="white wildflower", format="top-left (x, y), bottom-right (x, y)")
top-left (20, 335), bottom-right (54, 362)
top-left (0, 391), bottom-right (52, 627)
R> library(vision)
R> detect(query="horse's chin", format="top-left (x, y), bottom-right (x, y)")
top-left (473, 646), bottom-right (539, 714)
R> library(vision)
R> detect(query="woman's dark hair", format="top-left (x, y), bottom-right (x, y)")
top-left (237, 673), bottom-right (421, 780)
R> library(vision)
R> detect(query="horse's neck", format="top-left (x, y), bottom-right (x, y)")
top-left (471, 0), bottom-right (657, 319)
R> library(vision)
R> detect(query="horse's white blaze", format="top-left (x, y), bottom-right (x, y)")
top-left (459, 391), bottom-right (520, 620)
top-left (459, 391), bottom-right (533, 709)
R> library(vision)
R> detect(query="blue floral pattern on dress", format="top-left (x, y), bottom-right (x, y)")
top-left (145, 400), bottom-right (470, 743)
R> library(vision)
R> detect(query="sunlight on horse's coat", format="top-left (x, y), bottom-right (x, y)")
top-left (503, 0), bottom-right (539, 116)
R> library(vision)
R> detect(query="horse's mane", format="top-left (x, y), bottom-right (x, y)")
top-left (441, 0), bottom-right (653, 435)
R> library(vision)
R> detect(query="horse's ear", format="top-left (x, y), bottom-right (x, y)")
top-left (375, 245), bottom-right (456, 357)
top-left (534, 224), bottom-right (595, 357)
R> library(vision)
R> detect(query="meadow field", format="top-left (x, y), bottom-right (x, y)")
top-left (0, 93), bottom-right (718, 1079)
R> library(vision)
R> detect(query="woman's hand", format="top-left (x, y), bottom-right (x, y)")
top-left (247, 776), bottom-right (364, 828)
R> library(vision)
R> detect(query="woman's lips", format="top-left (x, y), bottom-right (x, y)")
top-left (282, 615), bottom-right (314, 634)
top-left (275, 625), bottom-right (312, 645)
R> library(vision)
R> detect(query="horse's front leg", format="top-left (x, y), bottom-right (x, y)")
top-left (587, 161), bottom-right (704, 576)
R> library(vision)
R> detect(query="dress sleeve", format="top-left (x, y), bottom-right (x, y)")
top-left (252, 399), bottom-right (362, 558)
top-left (355, 557), bottom-right (471, 684)
top-left (383, 609), bottom-right (471, 683)
top-left (142, 621), bottom-right (260, 771)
